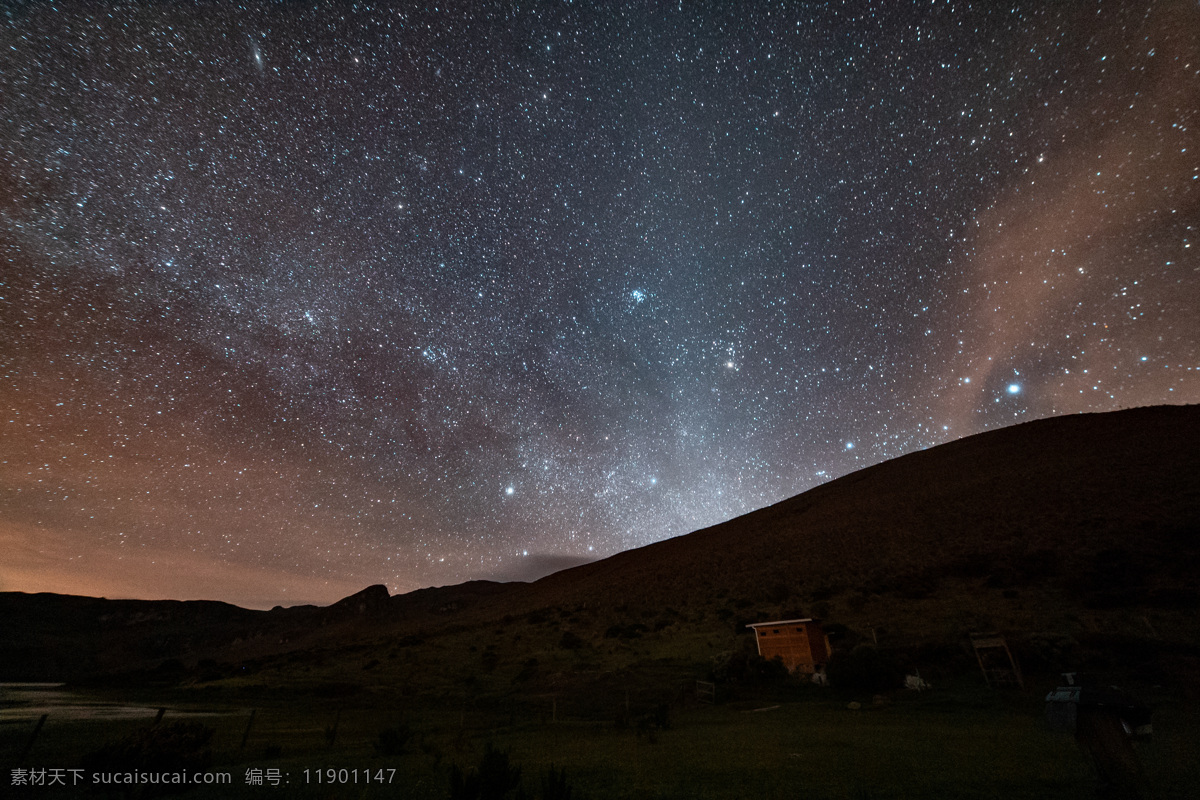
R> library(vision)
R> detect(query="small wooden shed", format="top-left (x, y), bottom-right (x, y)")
top-left (747, 618), bottom-right (831, 674)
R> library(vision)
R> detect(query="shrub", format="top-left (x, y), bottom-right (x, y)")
top-left (513, 658), bottom-right (539, 683)
top-left (640, 703), bottom-right (671, 732)
top-left (763, 582), bottom-right (792, 604)
top-left (312, 680), bottom-right (362, 698)
top-left (710, 651), bottom-right (788, 686)
top-left (374, 723), bottom-right (412, 756)
top-left (449, 743), bottom-right (523, 800)
top-left (81, 722), bottom-right (213, 795)
top-left (540, 764), bottom-right (573, 800)
top-left (826, 645), bottom-right (901, 693)
top-left (603, 623), bottom-right (647, 640)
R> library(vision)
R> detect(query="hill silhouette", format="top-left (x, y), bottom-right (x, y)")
top-left (521, 402), bottom-right (1199, 620)
top-left (3, 404), bottom-right (1198, 682)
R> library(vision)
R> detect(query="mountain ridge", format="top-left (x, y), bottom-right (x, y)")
top-left (3, 403), bottom-right (1198, 681)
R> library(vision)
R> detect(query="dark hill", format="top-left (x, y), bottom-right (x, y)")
top-left (3, 404), bottom-right (1198, 681)
top-left (520, 403), bottom-right (1200, 620)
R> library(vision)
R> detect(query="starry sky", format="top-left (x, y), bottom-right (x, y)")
top-left (2, 1), bottom-right (1197, 608)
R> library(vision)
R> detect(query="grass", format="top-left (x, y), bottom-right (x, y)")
top-left (5, 667), bottom-right (1195, 799)
top-left (489, 699), bottom-right (1089, 799)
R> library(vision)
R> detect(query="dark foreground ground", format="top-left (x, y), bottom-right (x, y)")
top-left (3, 630), bottom-right (1199, 800)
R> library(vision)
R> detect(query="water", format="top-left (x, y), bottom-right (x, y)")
top-left (0, 683), bottom-right (228, 721)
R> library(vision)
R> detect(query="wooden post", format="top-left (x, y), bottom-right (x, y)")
top-left (239, 709), bottom-right (257, 752)
top-left (21, 714), bottom-right (48, 761)
top-left (1001, 637), bottom-right (1024, 689)
top-left (153, 707), bottom-right (166, 725)
top-left (326, 710), bottom-right (340, 747)
top-left (973, 640), bottom-right (992, 687)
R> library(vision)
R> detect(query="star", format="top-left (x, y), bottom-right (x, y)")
top-left (0, 0), bottom-right (1193, 606)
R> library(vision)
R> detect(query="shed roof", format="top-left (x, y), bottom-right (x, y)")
top-left (746, 618), bottom-right (818, 629)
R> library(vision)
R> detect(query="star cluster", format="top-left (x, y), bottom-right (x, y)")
top-left (2, 2), bottom-right (1196, 606)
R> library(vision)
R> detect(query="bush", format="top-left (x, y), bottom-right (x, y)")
top-left (710, 651), bottom-right (789, 686)
top-left (826, 645), bottom-right (901, 693)
top-left (449, 743), bottom-right (523, 800)
top-left (196, 658), bottom-right (224, 681)
top-left (763, 582), bottom-right (792, 604)
top-left (603, 623), bottom-right (647, 640)
top-left (374, 723), bottom-right (412, 756)
top-left (540, 765), bottom-right (573, 800)
top-left (312, 680), bottom-right (362, 698)
top-left (638, 703), bottom-right (671, 734)
top-left (81, 722), bottom-right (213, 795)
top-left (513, 657), bottom-right (539, 683)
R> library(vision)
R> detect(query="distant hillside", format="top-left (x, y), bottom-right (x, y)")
top-left (521, 403), bottom-right (1200, 619)
top-left (3, 404), bottom-right (1198, 681)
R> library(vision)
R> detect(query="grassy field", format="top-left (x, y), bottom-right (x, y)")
top-left (4, 668), bottom-right (1197, 799)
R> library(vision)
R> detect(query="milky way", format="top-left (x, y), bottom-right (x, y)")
top-left (2, 2), bottom-right (1197, 607)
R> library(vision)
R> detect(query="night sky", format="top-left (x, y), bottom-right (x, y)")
top-left (2, 2), bottom-right (1197, 608)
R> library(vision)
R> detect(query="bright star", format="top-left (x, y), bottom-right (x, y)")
top-left (1007, 384), bottom-right (1021, 394)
